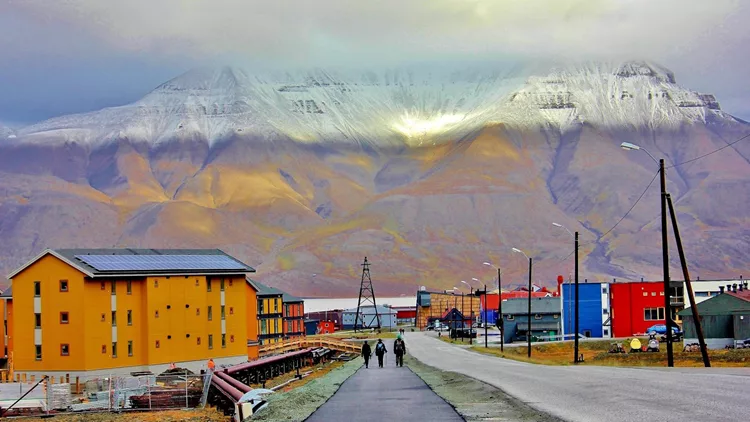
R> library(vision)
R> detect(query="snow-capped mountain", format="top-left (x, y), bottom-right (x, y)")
top-left (14, 61), bottom-right (737, 148)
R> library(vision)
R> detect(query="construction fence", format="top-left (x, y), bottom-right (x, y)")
top-left (0, 372), bottom-right (212, 417)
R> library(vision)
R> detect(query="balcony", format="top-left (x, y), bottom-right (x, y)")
top-left (670, 296), bottom-right (684, 306)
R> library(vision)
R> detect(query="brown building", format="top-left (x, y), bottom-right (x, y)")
top-left (416, 290), bottom-right (481, 330)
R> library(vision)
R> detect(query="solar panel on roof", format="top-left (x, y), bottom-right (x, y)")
top-left (74, 254), bottom-right (246, 272)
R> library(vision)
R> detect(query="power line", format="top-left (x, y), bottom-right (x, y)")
top-left (667, 132), bottom-right (750, 169)
top-left (588, 169), bottom-right (660, 244)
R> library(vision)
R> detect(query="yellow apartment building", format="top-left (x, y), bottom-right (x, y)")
top-left (247, 280), bottom-right (284, 345)
top-left (5, 248), bottom-right (258, 378)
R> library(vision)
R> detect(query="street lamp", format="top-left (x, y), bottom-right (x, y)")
top-left (554, 222), bottom-right (580, 363)
top-left (512, 247), bottom-right (533, 358)
top-left (621, 141), bottom-right (673, 367)
top-left (461, 280), bottom-right (473, 344)
top-left (473, 277), bottom-right (489, 348)
top-left (484, 262), bottom-right (503, 351)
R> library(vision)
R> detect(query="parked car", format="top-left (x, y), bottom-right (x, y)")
top-left (646, 324), bottom-right (683, 341)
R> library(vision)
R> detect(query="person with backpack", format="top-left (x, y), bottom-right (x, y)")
top-left (393, 335), bottom-right (406, 367)
top-left (374, 339), bottom-right (387, 368)
top-left (361, 341), bottom-right (372, 368)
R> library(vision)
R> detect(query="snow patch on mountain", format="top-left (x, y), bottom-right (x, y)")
top-left (13, 61), bottom-right (736, 148)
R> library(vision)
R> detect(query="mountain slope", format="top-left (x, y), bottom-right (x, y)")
top-left (1, 61), bottom-right (748, 296)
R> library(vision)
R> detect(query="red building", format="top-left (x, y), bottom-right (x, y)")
top-left (317, 320), bottom-right (336, 334)
top-left (392, 306), bottom-right (416, 323)
top-left (610, 282), bottom-right (666, 337)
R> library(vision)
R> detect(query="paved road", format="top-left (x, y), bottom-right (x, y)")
top-left (406, 332), bottom-right (750, 422)
top-left (306, 360), bottom-right (463, 422)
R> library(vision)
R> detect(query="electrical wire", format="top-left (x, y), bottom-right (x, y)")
top-left (589, 169), bottom-right (660, 243)
top-left (667, 132), bottom-right (750, 169)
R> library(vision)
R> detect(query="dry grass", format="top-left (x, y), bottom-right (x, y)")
top-left (19, 408), bottom-right (228, 422)
top-left (471, 339), bottom-right (750, 367)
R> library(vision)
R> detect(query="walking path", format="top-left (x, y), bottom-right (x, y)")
top-left (306, 359), bottom-right (463, 422)
top-left (406, 332), bottom-right (750, 422)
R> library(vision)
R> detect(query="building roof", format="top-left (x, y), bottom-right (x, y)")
top-left (0, 286), bottom-right (11, 298)
top-left (501, 297), bottom-right (561, 315)
top-left (282, 292), bottom-right (304, 303)
top-left (480, 291), bottom-right (552, 309)
top-left (343, 305), bottom-right (396, 315)
top-left (678, 290), bottom-right (750, 316)
top-left (8, 248), bottom-right (255, 279)
top-left (727, 290), bottom-right (750, 302)
top-left (247, 279), bottom-right (284, 297)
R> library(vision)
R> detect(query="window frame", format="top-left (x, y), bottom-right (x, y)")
top-left (127, 310), bottom-right (132, 326)
top-left (35, 345), bottom-right (42, 360)
top-left (112, 342), bottom-right (117, 358)
top-left (221, 333), bottom-right (226, 348)
top-left (126, 280), bottom-right (132, 295)
top-left (34, 281), bottom-right (41, 297)
top-left (59, 280), bottom-right (68, 292)
top-left (111, 281), bottom-right (116, 295)
top-left (208, 334), bottom-right (214, 349)
top-left (111, 311), bottom-right (117, 327)
top-left (207, 306), bottom-right (213, 321)
top-left (207, 279), bottom-right (212, 292)
top-left (35, 313), bottom-right (42, 328)
top-left (60, 312), bottom-right (69, 324)
top-left (60, 344), bottom-right (70, 356)
top-left (127, 340), bottom-right (133, 357)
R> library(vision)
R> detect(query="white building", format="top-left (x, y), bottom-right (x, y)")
top-left (680, 279), bottom-right (747, 309)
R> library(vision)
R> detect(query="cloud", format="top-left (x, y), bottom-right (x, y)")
top-left (6, 0), bottom-right (745, 67)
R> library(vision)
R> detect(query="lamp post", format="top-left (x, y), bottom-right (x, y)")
top-left (512, 248), bottom-right (532, 358)
top-left (553, 222), bottom-right (580, 364)
top-left (621, 141), bottom-right (673, 367)
top-left (472, 277), bottom-right (487, 347)
top-left (484, 262), bottom-right (503, 351)
top-left (461, 280), bottom-right (471, 343)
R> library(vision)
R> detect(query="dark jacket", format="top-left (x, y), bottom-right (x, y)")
top-left (393, 339), bottom-right (406, 355)
top-left (375, 341), bottom-right (387, 356)
top-left (362, 343), bottom-right (371, 357)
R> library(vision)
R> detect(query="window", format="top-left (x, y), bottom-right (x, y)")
top-left (553, 314), bottom-right (559, 319)
top-left (506, 314), bottom-right (514, 321)
top-left (229, 307), bottom-right (234, 315)
top-left (195, 279), bottom-right (200, 287)
top-left (229, 279), bottom-right (233, 287)
top-left (207, 279), bottom-right (212, 292)
top-left (659, 292), bottom-right (665, 296)
top-left (111, 311), bottom-right (117, 327)
top-left (208, 334), bottom-right (213, 349)
top-left (261, 320), bottom-right (267, 334)
top-left (642, 292), bottom-right (647, 297)
top-left (601, 287), bottom-right (607, 294)
top-left (154, 280), bottom-right (159, 288)
top-left (230, 335), bottom-right (234, 343)
top-left (59, 280), bottom-right (68, 292)
top-left (60, 344), bottom-right (70, 356)
top-left (111, 281), bottom-right (116, 295)
top-left (221, 334), bottom-right (226, 348)
top-left (112, 342), bottom-right (117, 358)
top-left (644, 307), bottom-right (665, 321)
top-left (155, 340), bottom-right (160, 349)
top-left (534, 314), bottom-right (542, 320)
top-left (35, 313), bottom-right (41, 328)
top-left (696, 292), bottom-right (709, 297)
top-left (259, 300), bottom-right (264, 314)
top-left (196, 308), bottom-right (200, 316)
top-left (60, 312), bottom-right (69, 324)
top-left (127, 280), bottom-right (132, 295)
top-left (197, 337), bottom-right (201, 345)
top-left (221, 306), bottom-right (225, 320)
top-left (155, 310), bottom-right (159, 319)
top-left (35, 345), bottom-right (42, 360)
top-left (101, 281), bottom-right (106, 290)
top-left (274, 299), bottom-right (278, 312)
top-left (128, 341), bottom-right (133, 357)
top-left (127, 310), bottom-right (132, 326)
top-left (34, 281), bottom-right (41, 297)
top-left (604, 329), bottom-right (610, 335)
top-left (101, 313), bottom-right (106, 322)
top-left (207, 306), bottom-right (213, 321)
top-left (603, 309), bottom-right (608, 314)
top-left (274, 319), bottom-right (279, 333)
top-left (220, 279), bottom-right (225, 292)
top-left (651, 292), bottom-right (656, 296)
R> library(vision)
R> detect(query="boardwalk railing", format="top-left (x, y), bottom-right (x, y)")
top-left (259, 338), bottom-right (360, 357)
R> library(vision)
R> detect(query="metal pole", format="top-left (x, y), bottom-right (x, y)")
top-left (461, 292), bottom-right (465, 343)
top-left (185, 370), bottom-right (189, 409)
top-left (484, 284), bottom-right (488, 348)
top-left (469, 288), bottom-right (473, 345)
top-left (660, 159), bottom-right (674, 367)
top-left (573, 232), bottom-right (579, 363)
top-left (666, 193), bottom-right (711, 367)
top-left (528, 257), bottom-right (532, 358)
top-left (498, 269), bottom-right (503, 352)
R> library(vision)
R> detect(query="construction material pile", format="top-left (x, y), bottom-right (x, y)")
top-left (129, 368), bottom-right (203, 409)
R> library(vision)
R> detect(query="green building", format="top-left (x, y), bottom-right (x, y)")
top-left (678, 288), bottom-right (750, 349)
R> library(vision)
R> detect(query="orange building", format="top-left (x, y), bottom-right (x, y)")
top-left (5, 248), bottom-right (258, 378)
top-left (282, 292), bottom-right (305, 339)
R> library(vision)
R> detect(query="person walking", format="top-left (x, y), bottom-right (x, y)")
top-left (393, 335), bottom-right (406, 367)
top-left (361, 341), bottom-right (372, 368)
top-left (207, 358), bottom-right (216, 372)
top-left (374, 339), bottom-right (387, 368)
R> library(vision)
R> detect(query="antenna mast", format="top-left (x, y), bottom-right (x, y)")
top-left (354, 257), bottom-right (381, 332)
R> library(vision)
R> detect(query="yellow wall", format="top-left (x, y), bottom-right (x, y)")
top-left (246, 283), bottom-right (259, 359)
top-left (10, 253), bottom-right (252, 373)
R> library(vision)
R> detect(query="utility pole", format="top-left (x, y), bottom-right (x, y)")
top-left (469, 288), bottom-right (473, 345)
top-left (498, 269), bottom-right (503, 352)
top-left (573, 232), bottom-right (580, 363)
top-left (528, 258), bottom-right (533, 358)
top-left (484, 284), bottom-right (488, 348)
top-left (666, 194), bottom-right (710, 367)
top-left (660, 159), bottom-right (674, 367)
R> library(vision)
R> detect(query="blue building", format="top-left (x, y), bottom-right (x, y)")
top-left (561, 282), bottom-right (611, 338)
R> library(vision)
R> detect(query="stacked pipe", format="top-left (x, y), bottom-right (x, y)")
top-left (215, 371), bottom-right (251, 394)
top-left (211, 376), bottom-right (243, 403)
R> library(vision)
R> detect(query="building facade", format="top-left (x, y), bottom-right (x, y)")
top-left (282, 293), bottom-right (305, 340)
top-left (678, 286), bottom-right (750, 349)
top-left (248, 280), bottom-right (284, 345)
top-left (479, 291), bottom-right (552, 326)
top-left (561, 282), bottom-right (611, 338)
top-left (342, 305), bottom-right (397, 329)
top-left (610, 281), bottom-right (670, 337)
top-left (5, 248), bottom-right (256, 378)
top-left (416, 290), bottom-right (481, 330)
top-left (500, 297), bottom-right (561, 343)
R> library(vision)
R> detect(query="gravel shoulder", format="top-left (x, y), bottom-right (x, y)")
top-left (405, 355), bottom-right (562, 422)
top-left (250, 358), bottom-right (363, 422)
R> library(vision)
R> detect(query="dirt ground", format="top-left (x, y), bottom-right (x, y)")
top-left (472, 339), bottom-right (750, 367)
top-left (405, 356), bottom-right (561, 422)
top-left (18, 408), bottom-right (228, 422)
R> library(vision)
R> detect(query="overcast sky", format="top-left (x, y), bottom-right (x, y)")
top-left (1, 0), bottom-right (748, 125)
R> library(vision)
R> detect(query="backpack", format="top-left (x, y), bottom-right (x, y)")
top-left (376, 343), bottom-right (385, 353)
top-left (395, 341), bottom-right (404, 354)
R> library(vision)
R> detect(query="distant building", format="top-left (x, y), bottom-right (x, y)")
top-left (282, 292), bottom-right (305, 340)
top-left (500, 297), bottom-right (561, 343)
top-left (479, 291), bottom-right (552, 326)
top-left (561, 282), bottom-right (612, 338)
top-left (342, 305), bottom-right (396, 329)
top-left (304, 319), bottom-right (319, 336)
top-left (678, 283), bottom-right (750, 349)
top-left (416, 290), bottom-right (481, 330)
top-left (392, 306), bottom-right (416, 325)
top-left (248, 280), bottom-right (284, 346)
top-left (678, 279), bottom-right (747, 309)
top-left (610, 281), bottom-right (672, 337)
top-left (317, 320), bottom-right (336, 334)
